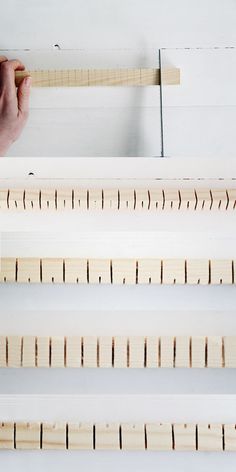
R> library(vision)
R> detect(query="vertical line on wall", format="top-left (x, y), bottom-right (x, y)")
top-left (159, 49), bottom-right (165, 157)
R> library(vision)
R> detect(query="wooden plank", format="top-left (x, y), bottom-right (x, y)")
top-left (17, 258), bottom-right (40, 283)
top-left (186, 259), bottom-right (209, 285)
top-left (174, 424), bottom-right (196, 451)
top-left (197, 424), bottom-right (223, 451)
top-left (112, 259), bottom-right (136, 284)
top-left (83, 336), bottom-right (97, 368)
top-left (73, 189), bottom-right (87, 210)
top-left (224, 424), bottom-right (236, 451)
top-left (211, 259), bottom-right (233, 284)
top-left (160, 337), bottom-right (174, 368)
top-left (42, 422), bottom-right (66, 450)
top-left (8, 190), bottom-right (24, 210)
top-left (88, 189), bottom-right (103, 210)
top-left (114, 336), bottom-right (128, 368)
top-left (24, 189), bottom-right (40, 211)
top-left (15, 68), bottom-right (180, 87)
top-left (121, 423), bottom-right (145, 450)
top-left (7, 336), bottom-right (22, 368)
top-left (40, 189), bottom-right (56, 210)
top-left (99, 336), bottom-right (112, 368)
top-left (146, 336), bottom-right (159, 368)
top-left (0, 258), bottom-right (16, 283)
top-left (128, 336), bottom-right (145, 368)
top-left (138, 259), bottom-right (161, 284)
top-left (66, 336), bottom-right (81, 368)
top-left (162, 259), bottom-right (185, 285)
top-left (41, 258), bottom-right (63, 283)
top-left (0, 337), bottom-right (6, 368)
top-left (175, 336), bottom-right (190, 368)
top-left (146, 423), bottom-right (172, 451)
top-left (224, 337), bottom-right (236, 368)
top-left (51, 337), bottom-right (65, 368)
top-left (22, 336), bottom-right (36, 368)
top-left (191, 336), bottom-right (206, 368)
top-left (64, 258), bottom-right (87, 283)
top-left (16, 422), bottom-right (40, 449)
top-left (95, 423), bottom-right (120, 450)
top-left (0, 422), bottom-right (14, 449)
top-left (68, 423), bottom-right (93, 450)
top-left (56, 189), bottom-right (73, 210)
top-left (37, 336), bottom-right (50, 368)
top-left (207, 336), bottom-right (222, 368)
top-left (0, 190), bottom-right (8, 210)
top-left (89, 259), bottom-right (111, 284)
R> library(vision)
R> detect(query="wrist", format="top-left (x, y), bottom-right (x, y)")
top-left (0, 134), bottom-right (14, 156)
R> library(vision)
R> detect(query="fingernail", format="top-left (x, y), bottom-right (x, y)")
top-left (25, 76), bottom-right (32, 87)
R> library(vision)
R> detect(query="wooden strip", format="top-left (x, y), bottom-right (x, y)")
top-left (0, 422), bottom-right (14, 449)
top-left (2, 336), bottom-right (236, 369)
top-left (191, 336), bottom-right (206, 368)
top-left (174, 424), bottom-right (196, 451)
top-left (96, 423), bottom-right (120, 450)
top-left (146, 336), bottom-right (159, 368)
top-left (51, 337), bottom-right (65, 368)
top-left (99, 336), bottom-right (112, 368)
top-left (41, 258), bottom-right (63, 283)
top-left (160, 337), bottom-right (174, 368)
top-left (68, 423), bottom-right (93, 450)
top-left (64, 258), bottom-right (87, 284)
top-left (22, 336), bottom-right (36, 368)
top-left (186, 259), bottom-right (209, 285)
top-left (114, 336), bottom-right (128, 368)
top-left (15, 68), bottom-right (180, 87)
top-left (42, 422), bottom-right (66, 450)
top-left (17, 258), bottom-right (40, 283)
top-left (112, 259), bottom-right (136, 284)
top-left (1, 422), bottom-right (236, 451)
top-left (162, 259), bottom-right (185, 285)
top-left (0, 258), bottom-right (16, 283)
top-left (146, 423), bottom-right (172, 451)
top-left (224, 424), bottom-right (236, 451)
top-left (211, 259), bottom-right (233, 284)
top-left (138, 259), bottom-right (161, 284)
top-left (66, 336), bottom-right (81, 368)
top-left (83, 336), bottom-right (97, 368)
top-left (207, 336), bottom-right (222, 368)
top-left (224, 337), bottom-right (236, 368)
top-left (121, 423), bottom-right (145, 450)
top-left (129, 336), bottom-right (145, 368)
top-left (89, 259), bottom-right (111, 284)
top-left (8, 336), bottom-right (22, 367)
top-left (175, 336), bottom-right (190, 368)
top-left (0, 336), bottom-right (6, 368)
top-left (1, 187), bottom-right (235, 211)
top-left (16, 422), bottom-right (40, 449)
top-left (197, 424), bottom-right (223, 451)
top-left (37, 336), bottom-right (50, 367)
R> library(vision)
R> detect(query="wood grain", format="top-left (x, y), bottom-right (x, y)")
top-left (1, 422), bottom-right (234, 451)
top-left (0, 188), bottom-right (234, 212)
top-left (15, 68), bottom-right (180, 87)
top-left (1, 335), bottom-right (236, 369)
top-left (1, 258), bottom-right (234, 285)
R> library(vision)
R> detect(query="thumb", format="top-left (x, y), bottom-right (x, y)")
top-left (17, 76), bottom-right (31, 116)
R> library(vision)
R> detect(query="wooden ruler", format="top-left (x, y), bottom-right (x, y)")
top-left (0, 258), bottom-right (235, 285)
top-left (0, 421), bottom-right (235, 451)
top-left (15, 68), bottom-right (180, 87)
top-left (0, 188), bottom-right (235, 211)
top-left (1, 335), bottom-right (235, 368)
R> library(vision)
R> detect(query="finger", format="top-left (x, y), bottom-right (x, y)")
top-left (0, 59), bottom-right (25, 95)
top-left (17, 76), bottom-right (31, 116)
top-left (0, 55), bottom-right (7, 64)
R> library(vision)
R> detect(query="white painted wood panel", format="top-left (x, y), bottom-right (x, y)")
top-left (161, 49), bottom-right (236, 157)
top-left (1, 0), bottom-right (236, 49)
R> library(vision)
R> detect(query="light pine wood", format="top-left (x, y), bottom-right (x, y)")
top-left (68, 423), bottom-right (93, 450)
top-left (174, 424), bottom-right (196, 451)
top-left (3, 335), bottom-right (235, 369)
top-left (146, 423), bottom-right (172, 451)
top-left (0, 422), bottom-right (14, 449)
top-left (15, 68), bottom-right (180, 87)
top-left (0, 257), bottom-right (234, 285)
top-left (121, 423), bottom-right (145, 450)
top-left (42, 422), bottom-right (66, 450)
top-left (197, 424), bottom-right (223, 451)
top-left (1, 422), bottom-right (236, 451)
top-left (0, 187), bottom-right (235, 212)
top-left (191, 336), bottom-right (206, 368)
top-left (16, 422), bottom-right (40, 450)
top-left (96, 423), bottom-right (120, 450)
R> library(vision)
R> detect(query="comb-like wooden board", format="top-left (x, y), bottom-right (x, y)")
top-left (0, 422), bottom-right (235, 451)
top-left (15, 68), bottom-right (180, 87)
top-left (1, 335), bottom-right (235, 368)
top-left (0, 188), bottom-right (235, 211)
top-left (0, 258), bottom-right (234, 285)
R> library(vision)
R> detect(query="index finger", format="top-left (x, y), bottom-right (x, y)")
top-left (0, 59), bottom-right (25, 95)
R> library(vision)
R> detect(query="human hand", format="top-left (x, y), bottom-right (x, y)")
top-left (0, 56), bottom-right (31, 156)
